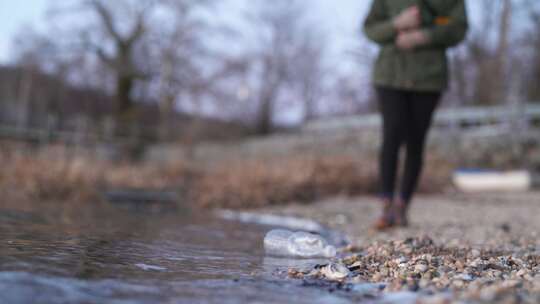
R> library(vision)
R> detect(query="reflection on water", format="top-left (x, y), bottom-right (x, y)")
top-left (0, 202), bottom-right (362, 304)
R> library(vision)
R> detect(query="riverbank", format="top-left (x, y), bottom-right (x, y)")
top-left (258, 192), bottom-right (540, 303)
top-left (0, 144), bottom-right (452, 209)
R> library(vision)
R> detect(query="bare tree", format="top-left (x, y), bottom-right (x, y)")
top-left (151, 0), bottom-right (254, 141)
top-left (469, 0), bottom-right (502, 105)
top-left (10, 28), bottom-right (63, 127)
top-left (153, 1), bottom-right (212, 140)
top-left (245, 0), bottom-right (327, 134)
top-left (447, 0), bottom-right (514, 106)
top-left (82, 0), bottom-right (155, 127)
top-left (494, 0), bottom-right (513, 103)
top-left (523, 0), bottom-right (540, 102)
top-left (292, 30), bottom-right (328, 122)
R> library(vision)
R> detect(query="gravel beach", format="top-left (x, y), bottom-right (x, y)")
top-left (260, 192), bottom-right (540, 303)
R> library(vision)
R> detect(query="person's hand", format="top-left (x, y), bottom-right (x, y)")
top-left (393, 6), bottom-right (421, 31)
top-left (396, 30), bottom-right (429, 50)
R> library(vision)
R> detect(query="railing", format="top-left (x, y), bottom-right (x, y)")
top-left (0, 117), bottom-right (156, 147)
top-left (303, 103), bottom-right (540, 134)
top-left (2, 104), bottom-right (539, 148)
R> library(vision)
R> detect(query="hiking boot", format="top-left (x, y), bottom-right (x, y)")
top-left (394, 199), bottom-right (410, 227)
top-left (373, 199), bottom-right (395, 230)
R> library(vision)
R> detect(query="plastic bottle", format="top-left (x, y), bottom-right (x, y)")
top-left (263, 229), bottom-right (336, 258)
top-left (287, 231), bottom-right (337, 258)
top-left (264, 230), bottom-right (294, 256)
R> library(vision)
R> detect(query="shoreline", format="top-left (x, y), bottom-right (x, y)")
top-left (255, 192), bottom-right (540, 303)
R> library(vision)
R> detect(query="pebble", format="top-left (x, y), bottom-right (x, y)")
top-left (320, 262), bottom-right (351, 281)
top-left (415, 264), bottom-right (429, 273)
top-left (453, 279), bottom-right (465, 288)
top-left (284, 236), bottom-right (540, 304)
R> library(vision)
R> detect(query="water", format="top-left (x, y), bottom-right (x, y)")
top-left (0, 202), bottom-right (369, 304)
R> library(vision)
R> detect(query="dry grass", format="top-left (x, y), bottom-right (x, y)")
top-left (190, 156), bottom-right (378, 209)
top-left (0, 148), bottom-right (193, 203)
top-left (190, 154), bottom-right (453, 209)
top-left (0, 145), bottom-right (453, 209)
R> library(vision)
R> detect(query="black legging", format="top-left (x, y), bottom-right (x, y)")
top-left (377, 87), bottom-right (441, 203)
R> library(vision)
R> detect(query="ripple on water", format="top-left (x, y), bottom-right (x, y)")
top-left (134, 264), bottom-right (168, 272)
top-left (0, 205), bottom-right (370, 304)
top-left (0, 272), bottom-right (163, 304)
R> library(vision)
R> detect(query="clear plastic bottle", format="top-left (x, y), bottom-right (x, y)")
top-left (287, 231), bottom-right (337, 258)
top-left (264, 229), bottom-right (336, 258)
top-left (264, 229), bottom-right (294, 256)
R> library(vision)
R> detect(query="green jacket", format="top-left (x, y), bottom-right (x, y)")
top-left (364, 0), bottom-right (468, 92)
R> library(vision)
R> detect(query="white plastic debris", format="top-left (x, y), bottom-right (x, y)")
top-left (134, 264), bottom-right (167, 271)
top-left (453, 170), bottom-right (531, 193)
top-left (264, 229), bottom-right (336, 258)
top-left (218, 210), bottom-right (324, 232)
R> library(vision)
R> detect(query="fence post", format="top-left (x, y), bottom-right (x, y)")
top-left (73, 116), bottom-right (88, 153)
top-left (43, 114), bottom-right (58, 145)
top-left (448, 107), bottom-right (462, 165)
top-left (103, 117), bottom-right (115, 143)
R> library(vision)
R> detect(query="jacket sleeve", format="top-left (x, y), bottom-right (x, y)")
top-left (423, 0), bottom-right (469, 48)
top-left (363, 0), bottom-right (397, 45)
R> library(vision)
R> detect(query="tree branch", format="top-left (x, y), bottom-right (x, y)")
top-left (89, 0), bottom-right (122, 43)
top-left (126, 11), bottom-right (146, 47)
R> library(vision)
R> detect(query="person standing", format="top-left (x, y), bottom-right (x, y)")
top-left (363, 0), bottom-right (469, 229)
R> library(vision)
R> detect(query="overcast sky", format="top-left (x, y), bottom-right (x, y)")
top-left (0, 0), bottom-right (48, 62)
top-left (2, 1), bottom-right (537, 65)
top-left (0, 0), bottom-right (369, 64)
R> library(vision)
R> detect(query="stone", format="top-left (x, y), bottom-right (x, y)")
top-left (415, 264), bottom-right (429, 273)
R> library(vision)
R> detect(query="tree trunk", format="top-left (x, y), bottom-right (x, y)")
top-left (158, 53), bottom-right (177, 141)
top-left (528, 40), bottom-right (540, 102)
top-left (159, 95), bottom-right (176, 141)
top-left (17, 68), bottom-right (34, 128)
top-left (495, 0), bottom-right (512, 103)
top-left (256, 90), bottom-right (275, 135)
top-left (115, 75), bottom-right (134, 130)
